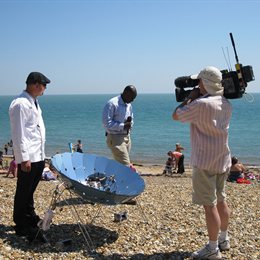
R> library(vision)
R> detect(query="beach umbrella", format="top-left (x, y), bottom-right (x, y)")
top-left (51, 152), bottom-right (145, 205)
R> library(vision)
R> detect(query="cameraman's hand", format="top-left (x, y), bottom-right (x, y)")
top-left (188, 87), bottom-right (200, 101)
top-left (173, 87), bottom-right (201, 121)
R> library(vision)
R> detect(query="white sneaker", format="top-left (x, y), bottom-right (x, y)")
top-left (192, 244), bottom-right (222, 259)
top-left (218, 239), bottom-right (230, 251)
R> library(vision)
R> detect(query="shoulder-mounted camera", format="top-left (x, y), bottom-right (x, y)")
top-left (174, 33), bottom-right (255, 102)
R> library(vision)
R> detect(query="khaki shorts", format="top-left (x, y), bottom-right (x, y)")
top-left (192, 167), bottom-right (229, 206)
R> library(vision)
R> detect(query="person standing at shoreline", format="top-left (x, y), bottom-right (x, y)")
top-left (102, 85), bottom-right (137, 167)
top-left (75, 139), bottom-right (83, 153)
top-left (173, 66), bottom-right (232, 259)
top-left (9, 72), bottom-right (51, 242)
top-left (175, 143), bottom-right (185, 174)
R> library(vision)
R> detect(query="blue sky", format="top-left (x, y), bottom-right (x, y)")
top-left (1, 0), bottom-right (259, 95)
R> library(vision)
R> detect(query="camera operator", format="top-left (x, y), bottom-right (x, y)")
top-left (172, 66), bottom-right (232, 259)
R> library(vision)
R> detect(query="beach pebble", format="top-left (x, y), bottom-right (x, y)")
top-left (0, 166), bottom-right (259, 259)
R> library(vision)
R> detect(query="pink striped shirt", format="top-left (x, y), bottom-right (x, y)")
top-left (176, 95), bottom-right (232, 173)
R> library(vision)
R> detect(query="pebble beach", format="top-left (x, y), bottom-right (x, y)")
top-left (0, 164), bottom-right (259, 259)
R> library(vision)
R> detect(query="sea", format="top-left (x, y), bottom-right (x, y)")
top-left (0, 93), bottom-right (259, 166)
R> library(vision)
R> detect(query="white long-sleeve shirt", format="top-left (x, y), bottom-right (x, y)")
top-left (102, 95), bottom-right (134, 135)
top-left (9, 90), bottom-right (46, 164)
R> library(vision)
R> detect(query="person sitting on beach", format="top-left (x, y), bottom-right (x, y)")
top-left (163, 157), bottom-right (174, 174)
top-left (42, 165), bottom-right (57, 181)
top-left (227, 156), bottom-right (247, 182)
top-left (6, 157), bottom-right (17, 178)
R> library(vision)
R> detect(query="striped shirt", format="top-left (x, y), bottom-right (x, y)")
top-left (176, 95), bottom-right (232, 173)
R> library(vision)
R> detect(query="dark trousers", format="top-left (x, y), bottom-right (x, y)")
top-left (177, 155), bottom-right (185, 173)
top-left (13, 161), bottom-right (44, 227)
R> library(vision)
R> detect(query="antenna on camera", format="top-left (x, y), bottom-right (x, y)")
top-left (230, 33), bottom-right (239, 64)
top-left (229, 32), bottom-right (244, 87)
top-left (222, 46), bottom-right (232, 71)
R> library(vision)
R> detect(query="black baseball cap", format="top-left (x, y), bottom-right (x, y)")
top-left (26, 72), bottom-right (51, 85)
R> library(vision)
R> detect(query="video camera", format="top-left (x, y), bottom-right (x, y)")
top-left (174, 33), bottom-right (255, 102)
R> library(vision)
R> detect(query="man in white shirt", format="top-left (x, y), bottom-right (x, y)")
top-left (9, 72), bottom-right (50, 242)
top-left (173, 66), bottom-right (232, 259)
top-left (102, 85), bottom-right (137, 166)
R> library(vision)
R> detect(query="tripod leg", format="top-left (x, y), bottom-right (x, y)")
top-left (90, 204), bottom-right (103, 225)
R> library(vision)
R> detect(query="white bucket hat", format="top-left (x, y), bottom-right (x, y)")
top-left (191, 66), bottom-right (223, 96)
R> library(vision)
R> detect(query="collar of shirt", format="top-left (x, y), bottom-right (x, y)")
top-left (22, 90), bottom-right (38, 108)
top-left (118, 95), bottom-right (127, 106)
